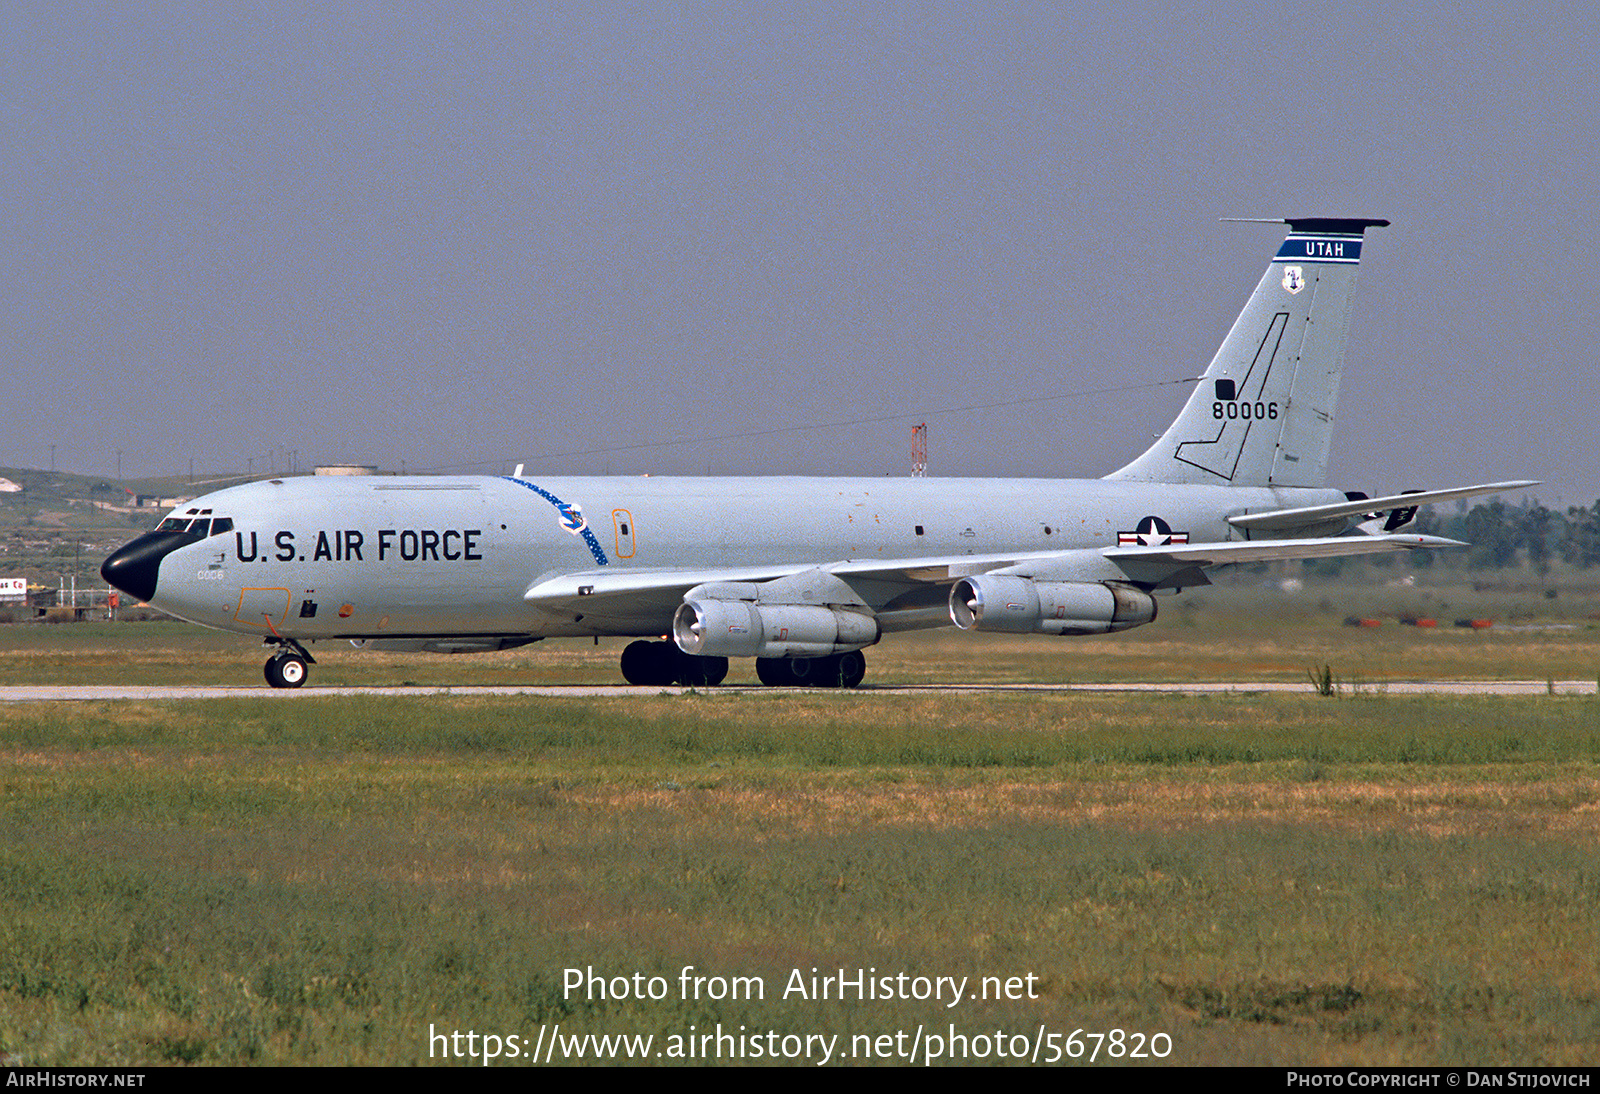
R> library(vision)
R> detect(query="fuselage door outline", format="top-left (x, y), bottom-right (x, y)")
top-left (234, 587), bottom-right (293, 630)
top-left (613, 509), bottom-right (637, 559)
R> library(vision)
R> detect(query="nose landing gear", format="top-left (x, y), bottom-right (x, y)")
top-left (264, 639), bottom-right (316, 688)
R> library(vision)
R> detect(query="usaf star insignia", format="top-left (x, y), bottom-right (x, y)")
top-left (1118, 515), bottom-right (1190, 547)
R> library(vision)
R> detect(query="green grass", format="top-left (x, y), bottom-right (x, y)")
top-left (5, 591), bottom-right (1600, 686)
top-left (3, 687), bottom-right (1599, 1066)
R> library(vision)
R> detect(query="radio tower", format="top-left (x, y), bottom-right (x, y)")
top-left (911, 423), bottom-right (927, 477)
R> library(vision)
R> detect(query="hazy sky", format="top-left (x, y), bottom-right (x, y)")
top-left (3, 2), bottom-right (1593, 505)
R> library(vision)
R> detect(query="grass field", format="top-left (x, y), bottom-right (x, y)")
top-left (2, 588), bottom-right (1598, 1066)
top-left (4, 573), bottom-right (1600, 688)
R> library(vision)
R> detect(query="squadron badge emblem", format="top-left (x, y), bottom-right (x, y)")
top-left (557, 503), bottom-right (588, 536)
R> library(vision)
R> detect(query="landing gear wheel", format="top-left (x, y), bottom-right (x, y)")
top-left (676, 654), bottom-right (729, 688)
top-left (835, 649), bottom-right (867, 689)
top-left (622, 641), bottom-right (728, 687)
top-left (754, 652), bottom-right (867, 688)
top-left (786, 657), bottom-right (824, 686)
top-left (755, 657), bottom-right (792, 687)
top-left (264, 652), bottom-right (308, 689)
top-left (621, 640), bottom-right (676, 686)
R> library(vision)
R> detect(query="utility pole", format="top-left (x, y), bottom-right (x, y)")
top-left (911, 423), bottom-right (927, 477)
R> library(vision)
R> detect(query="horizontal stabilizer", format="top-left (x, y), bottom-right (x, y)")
top-left (1227, 481), bottom-right (1539, 533)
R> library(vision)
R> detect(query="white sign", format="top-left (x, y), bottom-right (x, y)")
top-left (0, 578), bottom-right (28, 601)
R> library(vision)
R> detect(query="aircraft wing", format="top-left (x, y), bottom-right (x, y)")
top-left (991, 532), bottom-right (1464, 589)
top-left (524, 534), bottom-right (1463, 626)
top-left (1103, 532), bottom-right (1465, 566)
top-left (525, 563), bottom-right (815, 603)
top-left (1227, 481), bottom-right (1537, 533)
top-left (521, 549), bottom-right (1072, 624)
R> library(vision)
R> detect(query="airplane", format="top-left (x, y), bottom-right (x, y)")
top-left (101, 217), bottom-right (1532, 689)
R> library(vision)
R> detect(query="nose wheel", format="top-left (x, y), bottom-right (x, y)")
top-left (264, 640), bottom-right (315, 688)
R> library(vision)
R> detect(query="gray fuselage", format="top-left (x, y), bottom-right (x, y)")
top-left (138, 473), bottom-right (1344, 641)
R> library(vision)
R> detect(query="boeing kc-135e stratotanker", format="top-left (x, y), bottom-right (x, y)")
top-left (102, 218), bottom-right (1532, 688)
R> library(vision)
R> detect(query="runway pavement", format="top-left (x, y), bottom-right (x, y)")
top-left (0, 680), bottom-right (1594, 701)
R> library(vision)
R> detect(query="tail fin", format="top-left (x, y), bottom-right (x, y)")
top-left (1107, 217), bottom-right (1388, 487)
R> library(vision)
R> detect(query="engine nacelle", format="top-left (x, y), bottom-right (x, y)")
top-left (674, 598), bottom-right (880, 659)
top-left (948, 576), bottom-right (1156, 635)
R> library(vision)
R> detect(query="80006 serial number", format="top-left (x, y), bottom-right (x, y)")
top-left (1213, 400), bottom-right (1279, 420)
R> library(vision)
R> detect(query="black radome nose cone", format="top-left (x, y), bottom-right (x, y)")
top-left (101, 531), bottom-right (197, 603)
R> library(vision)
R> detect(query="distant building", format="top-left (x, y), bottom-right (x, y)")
top-left (314, 465), bottom-right (379, 476)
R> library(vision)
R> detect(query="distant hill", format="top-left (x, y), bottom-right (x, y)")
top-left (0, 466), bottom-right (250, 585)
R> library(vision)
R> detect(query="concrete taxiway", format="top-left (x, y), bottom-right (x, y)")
top-left (0, 680), bottom-right (1594, 702)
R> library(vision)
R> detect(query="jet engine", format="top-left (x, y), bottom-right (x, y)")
top-left (948, 576), bottom-right (1156, 635)
top-left (673, 598), bottom-right (880, 659)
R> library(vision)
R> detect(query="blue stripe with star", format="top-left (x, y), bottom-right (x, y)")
top-left (502, 477), bottom-right (610, 566)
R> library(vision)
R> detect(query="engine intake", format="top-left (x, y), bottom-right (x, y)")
top-left (674, 598), bottom-right (880, 659)
top-left (948, 576), bottom-right (1156, 635)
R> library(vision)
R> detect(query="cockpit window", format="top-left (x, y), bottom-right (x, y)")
top-left (157, 516), bottom-right (232, 537)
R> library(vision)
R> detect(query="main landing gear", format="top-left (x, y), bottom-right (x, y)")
top-left (755, 650), bottom-right (866, 689)
top-left (619, 641), bottom-right (866, 689)
top-left (264, 639), bottom-right (316, 689)
top-left (620, 640), bottom-right (729, 687)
